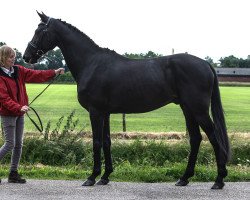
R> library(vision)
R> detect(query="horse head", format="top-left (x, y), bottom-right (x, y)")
top-left (23, 11), bottom-right (57, 64)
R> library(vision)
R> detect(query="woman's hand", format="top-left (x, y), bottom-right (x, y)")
top-left (21, 105), bottom-right (29, 113)
top-left (55, 68), bottom-right (65, 75)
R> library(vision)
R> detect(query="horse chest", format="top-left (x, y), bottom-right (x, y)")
top-left (77, 85), bottom-right (108, 112)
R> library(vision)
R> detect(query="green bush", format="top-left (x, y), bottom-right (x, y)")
top-left (111, 140), bottom-right (250, 166)
top-left (0, 138), bottom-right (245, 167)
top-left (22, 111), bottom-right (87, 166)
top-left (54, 71), bottom-right (75, 83)
top-left (230, 140), bottom-right (250, 166)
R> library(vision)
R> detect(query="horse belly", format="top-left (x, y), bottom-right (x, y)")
top-left (109, 87), bottom-right (174, 114)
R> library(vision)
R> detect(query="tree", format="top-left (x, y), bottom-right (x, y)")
top-left (39, 48), bottom-right (68, 71)
top-left (219, 55), bottom-right (240, 68)
top-left (0, 42), bottom-right (6, 47)
top-left (238, 58), bottom-right (250, 68)
top-left (123, 52), bottom-right (142, 59)
top-left (123, 51), bottom-right (162, 59)
top-left (30, 48), bottom-right (67, 71)
top-left (140, 51), bottom-right (162, 58)
top-left (205, 56), bottom-right (218, 68)
top-left (14, 48), bottom-right (27, 67)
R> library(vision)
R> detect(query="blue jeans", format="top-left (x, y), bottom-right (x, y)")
top-left (0, 115), bottom-right (24, 171)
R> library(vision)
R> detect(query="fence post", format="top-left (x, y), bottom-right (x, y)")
top-left (122, 113), bottom-right (126, 132)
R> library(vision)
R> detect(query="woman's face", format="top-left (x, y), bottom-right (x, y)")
top-left (5, 52), bottom-right (16, 68)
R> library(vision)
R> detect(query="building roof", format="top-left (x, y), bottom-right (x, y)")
top-left (215, 68), bottom-right (250, 76)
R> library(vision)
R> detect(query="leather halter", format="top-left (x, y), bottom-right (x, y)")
top-left (28, 18), bottom-right (51, 57)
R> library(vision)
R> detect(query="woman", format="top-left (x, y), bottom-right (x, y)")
top-left (0, 45), bottom-right (64, 183)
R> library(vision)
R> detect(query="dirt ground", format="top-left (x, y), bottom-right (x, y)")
top-left (77, 131), bottom-right (250, 141)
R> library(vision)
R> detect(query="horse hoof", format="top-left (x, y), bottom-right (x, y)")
top-left (96, 178), bottom-right (109, 185)
top-left (82, 179), bottom-right (96, 186)
top-left (211, 182), bottom-right (225, 189)
top-left (175, 179), bottom-right (189, 186)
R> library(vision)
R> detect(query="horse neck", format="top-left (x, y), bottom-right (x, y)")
top-left (54, 21), bottom-right (101, 80)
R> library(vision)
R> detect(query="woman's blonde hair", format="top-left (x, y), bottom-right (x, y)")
top-left (0, 45), bottom-right (16, 66)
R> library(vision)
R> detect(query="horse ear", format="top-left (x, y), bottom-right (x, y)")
top-left (36, 11), bottom-right (48, 23)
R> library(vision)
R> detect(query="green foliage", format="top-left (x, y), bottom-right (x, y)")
top-left (0, 42), bottom-right (6, 46)
top-left (123, 51), bottom-right (162, 59)
top-left (54, 71), bottom-right (75, 83)
top-left (220, 55), bottom-right (240, 68)
top-left (231, 140), bottom-right (250, 166)
top-left (112, 140), bottom-right (190, 166)
top-left (1, 133), bottom-right (249, 167)
top-left (21, 111), bottom-right (87, 165)
top-left (205, 56), bottom-right (218, 68)
top-left (14, 48), bottom-right (27, 67)
top-left (40, 48), bottom-right (65, 70)
top-left (220, 55), bottom-right (250, 68)
top-left (112, 139), bottom-right (250, 166)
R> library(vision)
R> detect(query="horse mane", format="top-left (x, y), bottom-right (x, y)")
top-left (58, 19), bottom-right (100, 48)
top-left (57, 19), bottom-right (123, 58)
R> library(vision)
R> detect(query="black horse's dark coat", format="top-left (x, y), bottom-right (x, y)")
top-left (23, 12), bottom-right (230, 189)
top-left (77, 54), bottom-right (213, 114)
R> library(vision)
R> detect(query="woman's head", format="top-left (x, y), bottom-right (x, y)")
top-left (0, 45), bottom-right (16, 68)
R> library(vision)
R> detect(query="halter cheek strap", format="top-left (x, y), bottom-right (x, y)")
top-left (41, 17), bottom-right (51, 26)
top-left (28, 17), bottom-right (52, 57)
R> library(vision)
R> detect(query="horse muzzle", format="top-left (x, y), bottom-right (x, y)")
top-left (23, 54), bottom-right (38, 64)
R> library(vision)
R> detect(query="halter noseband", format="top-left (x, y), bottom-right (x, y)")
top-left (28, 17), bottom-right (51, 57)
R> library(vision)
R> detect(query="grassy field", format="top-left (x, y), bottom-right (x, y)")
top-left (25, 84), bottom-right (250, 133)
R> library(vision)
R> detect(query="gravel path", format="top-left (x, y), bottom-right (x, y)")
top-left (0, 180), bottom-right (249, 200)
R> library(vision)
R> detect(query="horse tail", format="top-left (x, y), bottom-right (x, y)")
top-left (210, 65), bottom-right (231, 163)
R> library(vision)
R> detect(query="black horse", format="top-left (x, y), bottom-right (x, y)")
top-left (23, 12), bottom-right (230, 189)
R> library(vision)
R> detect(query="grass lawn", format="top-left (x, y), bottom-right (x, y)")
top-left (25, 84), bottom-right (250, 133)
top-left (0, 163), bottom-right (248, 182)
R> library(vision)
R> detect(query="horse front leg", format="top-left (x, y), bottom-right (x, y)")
top-left (97, 114), bottom-right (113, 185)
top-left (82, 109), bottom-right (104, 186)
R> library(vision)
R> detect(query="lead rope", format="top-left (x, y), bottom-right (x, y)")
top-left (26, 73), bottom-right (61, 132)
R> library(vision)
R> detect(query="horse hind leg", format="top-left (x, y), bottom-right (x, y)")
top-left (195, 113), bottom-right (228, 189)
top-left (175, 105), bottom-right (202, 187)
